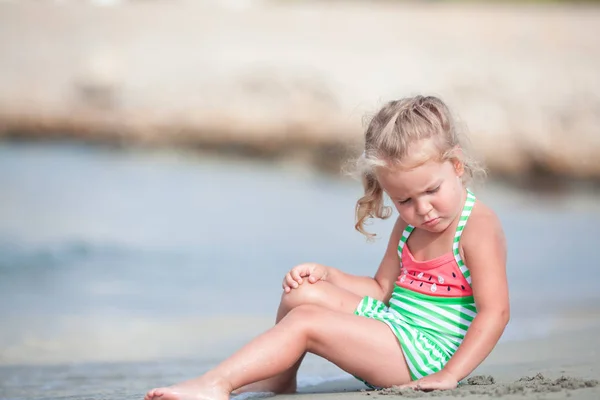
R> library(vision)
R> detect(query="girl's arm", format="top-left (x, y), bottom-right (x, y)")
top-left (326, 217), bottom-right (406, 302)
top-left (442, 206), bottom-right (510, 382)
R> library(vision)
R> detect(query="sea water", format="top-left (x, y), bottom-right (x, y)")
top-left (0, 142), bottom-right (599, 400)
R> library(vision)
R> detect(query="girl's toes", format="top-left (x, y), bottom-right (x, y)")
top-left (145, 388), bottom-right (160, 399)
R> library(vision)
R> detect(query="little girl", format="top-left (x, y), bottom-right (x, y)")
top-left (145, 95), bottom-right (509, 399)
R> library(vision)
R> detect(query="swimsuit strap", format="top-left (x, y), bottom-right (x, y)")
top-left (453, 189), bottom-right (477, 284)
top-left (397, 224), bottom-right (415, 259)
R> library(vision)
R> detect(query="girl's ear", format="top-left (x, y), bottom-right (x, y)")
top-left (452, 147), bottom-right (465, 177)
top-left (453, 159), bottom-right (465, 177)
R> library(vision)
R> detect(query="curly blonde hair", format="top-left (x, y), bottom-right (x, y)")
top-left (352, 95), bottom-right (485, 239)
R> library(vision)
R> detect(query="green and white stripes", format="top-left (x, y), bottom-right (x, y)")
top-left (356, 295), bottom-right (450, 379)
top-left (398, 224), bottom-right (414, 253)
top-left (388, 286), bottom-right (476, 369)
top-left (452, 190), bottom-right (476, 284)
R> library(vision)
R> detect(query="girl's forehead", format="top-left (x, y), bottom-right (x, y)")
top-left (376, 160), bottom-right (450, 194)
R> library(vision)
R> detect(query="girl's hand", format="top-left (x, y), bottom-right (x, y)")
top-left (282, 263), bottom-right (329, 293)
top-left (396, 370), bottom-right (458, 391)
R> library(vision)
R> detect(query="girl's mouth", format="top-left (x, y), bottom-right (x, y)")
top-left (423, 217), bottom-right (440, 227)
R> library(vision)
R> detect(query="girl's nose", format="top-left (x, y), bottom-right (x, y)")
top-left (415, 198), bottom-right (432, 216)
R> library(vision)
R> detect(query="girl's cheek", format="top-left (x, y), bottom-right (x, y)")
top-left (402, 208), bottom-right (415, 221)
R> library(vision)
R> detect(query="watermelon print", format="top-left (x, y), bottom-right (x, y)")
top-left (396, 245), bottom-right (473, 297)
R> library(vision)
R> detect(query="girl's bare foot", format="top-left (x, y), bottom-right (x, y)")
top-left (144, 377), bottom-right (230, 400)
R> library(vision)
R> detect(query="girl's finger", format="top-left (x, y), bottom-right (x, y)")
top-left (286, 274), bottom-right (299, 288)
top-left (397, 381), bottom-right (419, 389)
top-left (291, 269), bottom-right (303, 284)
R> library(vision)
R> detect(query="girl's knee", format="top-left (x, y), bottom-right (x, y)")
top-left (281, 280), bottom-right (328, 310)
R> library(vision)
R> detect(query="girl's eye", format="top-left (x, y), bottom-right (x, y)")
top-left (426, 185), bottom-right (441, 194)
top-left (398, 198), bottom-right (411, 205)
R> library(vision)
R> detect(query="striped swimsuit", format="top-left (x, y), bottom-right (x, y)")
top-left (354, 190), bottom-right (477, 383)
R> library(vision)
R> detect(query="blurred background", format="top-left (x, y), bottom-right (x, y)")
top-left (0, 0), bottom-right (599, 399)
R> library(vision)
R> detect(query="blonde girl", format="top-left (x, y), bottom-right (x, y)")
top-left (145, 95), bottom-right (509, 399)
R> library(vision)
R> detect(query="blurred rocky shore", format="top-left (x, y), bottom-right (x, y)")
top-left (1, 1), bottom-right (599, 181)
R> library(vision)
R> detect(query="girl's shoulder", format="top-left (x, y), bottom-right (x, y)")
top-left (460, 197), bottom-right (508, 283)
top-left (461, 199), bottom-right (505, 248)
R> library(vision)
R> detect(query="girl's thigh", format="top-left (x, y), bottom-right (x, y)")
top-left (296, 305), bottom-right (412, 388)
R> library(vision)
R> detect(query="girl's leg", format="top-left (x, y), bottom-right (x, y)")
top-left (144, 304), bottom-right (411, 400)
top-left (234, 281), bottom-right (364, 394)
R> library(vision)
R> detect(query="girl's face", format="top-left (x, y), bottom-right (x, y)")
top-left (376, 156), bottom-right (465, 233)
